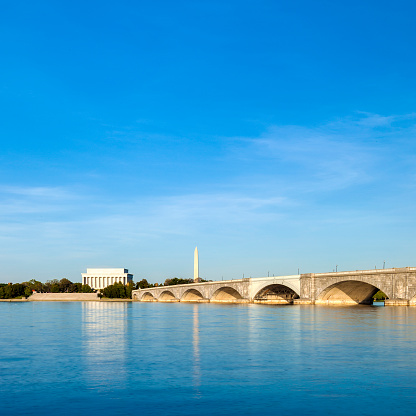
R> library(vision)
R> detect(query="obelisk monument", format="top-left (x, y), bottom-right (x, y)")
top-left (194, 246), bottom-right (199, 282)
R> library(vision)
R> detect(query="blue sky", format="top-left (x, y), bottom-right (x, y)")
top-left (1, 0), bottom-right (416, 283)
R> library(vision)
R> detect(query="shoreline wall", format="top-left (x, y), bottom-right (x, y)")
top-left (28, 293), bottom-right (99, 301)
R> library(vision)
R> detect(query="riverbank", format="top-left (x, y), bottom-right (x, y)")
top-left (0, 296), bottom-right (133, 302)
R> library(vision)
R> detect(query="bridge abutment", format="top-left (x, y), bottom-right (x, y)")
top-left (298, 268), bottom-right (416, 306)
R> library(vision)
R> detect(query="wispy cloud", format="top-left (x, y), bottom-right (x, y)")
top-left (0, 185), bottom-right (82, 216)
top-left (1, 113), bottom-right (416, 281)
top-left (0, 185), bottom-right (75, 199)
top-left (0, 183), bottom-right (290, 248)
top-left (84, 192), bottom-right (289, 240)
top-left (2, 112), bottom-right (415, 235)
top-left (228, 112), bottom-right (416, 194)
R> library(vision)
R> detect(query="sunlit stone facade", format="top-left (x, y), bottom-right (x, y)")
top-left (81, 268), bottom-right (133, 290)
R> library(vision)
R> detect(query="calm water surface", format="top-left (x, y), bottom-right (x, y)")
top-left (1, 302), bottom-right (416, 416)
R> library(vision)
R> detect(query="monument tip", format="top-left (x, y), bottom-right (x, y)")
top-left (194, 246), bottom-right (199, 282)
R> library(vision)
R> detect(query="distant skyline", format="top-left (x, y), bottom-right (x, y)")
top-left (1, 0), bottom-right (416, 283)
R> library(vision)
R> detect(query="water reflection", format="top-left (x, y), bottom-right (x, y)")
top-left (82, 302), bottom-right (129, 389)
top-left (193, 305), bottom-right (201, 396)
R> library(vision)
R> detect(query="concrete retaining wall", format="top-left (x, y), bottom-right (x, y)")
top-left (28, 293), bottom-right (99, 301)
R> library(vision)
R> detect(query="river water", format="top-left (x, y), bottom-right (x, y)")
top-left (1, 302), bottom-right (416, 415)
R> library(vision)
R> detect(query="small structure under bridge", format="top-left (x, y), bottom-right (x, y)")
top-left (132, 267), bottom-right (416, 306)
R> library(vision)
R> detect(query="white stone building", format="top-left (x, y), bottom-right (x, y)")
top-left (82, 268), bottom-right (133, 290)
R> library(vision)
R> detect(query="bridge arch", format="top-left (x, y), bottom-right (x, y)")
top-left (210, 286), bottom-right (245, 303)
top-left (158, 290), bottom-right (179, 302)
top-left (316, 280), bottom-right (389, 305)
top-left (181, 289), bottom-right (206, 302)
top-left (141, 291), bottom-right (157, 302)
top-left (254, 283), bottom-right (300, 304)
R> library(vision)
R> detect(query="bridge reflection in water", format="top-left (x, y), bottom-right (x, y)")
top-left (133, 267), bottom-right (416, 306)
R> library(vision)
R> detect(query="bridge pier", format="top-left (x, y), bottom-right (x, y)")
top-left (315, 299), bottom-right (374, 305)
top-left (385, 299), bottom-right (409, 306)
top-left (211, 299), bottom-right (250, 304)
top-left (293, 298), bottom-right (314, 305)
top-left (253, 299), bottom-right (294, 304)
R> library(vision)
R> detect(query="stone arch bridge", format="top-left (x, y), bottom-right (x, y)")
top-left (132, 267), bottom-right (416, 306)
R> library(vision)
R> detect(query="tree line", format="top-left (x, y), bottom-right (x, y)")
top-left (0, 278), bottom-right (93, 299)
top-left (136, 277), bottom-right (195, 289)
top-left (0, 277), bottom-right (205, 299)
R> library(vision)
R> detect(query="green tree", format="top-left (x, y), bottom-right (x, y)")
top-left (23, 279), bottom-right (43, 292)
top-left (68, 283), bottom-right (82, 293)
top-left (102, 282), bottom-right (129, 298)
top-left (59, 278), bottom-right (73, 292)
top-left (0, 283), bottom-right (26, 299)
top-left (81, 284), bottom-right (93, 293)
top-left (373, 290), bottom-right (387, 301)
top-left (50, 283), bottom-right (60, 293)
top-left (44, 279), bottom-right (59, 293)
top-left (136, 279), bottom-right (150, 289)
top-left (3, 285), bottom-right (13, 298)
top-left (126, 281), bottom-right (134, 298)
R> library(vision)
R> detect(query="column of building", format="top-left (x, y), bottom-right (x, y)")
top-left (82, 274), bottom-right (129, 289)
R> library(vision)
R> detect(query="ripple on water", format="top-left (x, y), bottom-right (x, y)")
top-left (0, 302), bottom-right (416, 416)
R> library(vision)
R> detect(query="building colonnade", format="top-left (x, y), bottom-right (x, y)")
top-left (83, 276), bottom-right (129, 289)
top-left (81, 268), bottom-right (133, 290)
